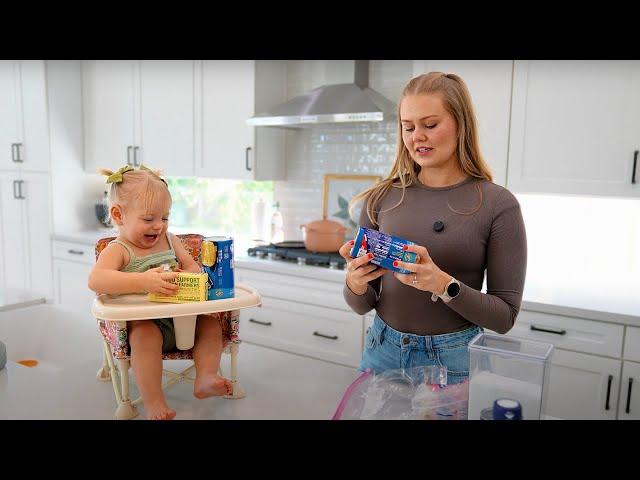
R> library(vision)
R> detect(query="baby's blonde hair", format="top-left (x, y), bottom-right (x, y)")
top-left (98, 167), bottom-right (171, 218)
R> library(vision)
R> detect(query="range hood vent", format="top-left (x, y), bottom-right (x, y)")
top-left (247, 60), bottom-right (396, 128)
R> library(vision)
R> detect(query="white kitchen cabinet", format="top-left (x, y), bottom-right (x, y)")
top-left (197, 60), bottom-right (286, 180)
top-left (508, 60), bottom-right (640, 197)
top-left (623, 326), bottom-right (640, 362)
top-left (0, 60), bottom-right (50, 173)
top-left (239, 296), bottom-right (362, 368)
top-left (51, 240), bottom-right (96, 314)
top-left (82, 60), bottom-right (195, 177)
top-left (0, 172), bottom-right (53, 298)
top-left (412, 61), bottom-right (512, 187)
top-left (619, 361), bottom-right (640, 420)
top-left (53, 259), bottom-right (95, 315)
top-left (545, 349), bottom-right (621, 420)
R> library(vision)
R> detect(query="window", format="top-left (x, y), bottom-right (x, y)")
top-left (165, 177), bottom-right (274, 251)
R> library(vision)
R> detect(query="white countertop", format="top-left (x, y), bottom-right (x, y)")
top-left (53, 229), bottom-right (640, 327)
top-left (0, 288), bottom-right (47, 312)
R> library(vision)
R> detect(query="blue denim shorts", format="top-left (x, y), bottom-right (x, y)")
top-left (359, 314), bottom-right (483, 385)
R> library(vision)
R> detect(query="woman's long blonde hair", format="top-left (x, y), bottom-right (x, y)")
top-left (350, 72), bottom-right (493, 226)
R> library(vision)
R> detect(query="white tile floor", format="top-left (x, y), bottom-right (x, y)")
top-left (0, 304), bottom-right (360, 420)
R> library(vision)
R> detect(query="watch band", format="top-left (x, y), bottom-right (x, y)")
top-left (431, 277), bottom-right (460, 303)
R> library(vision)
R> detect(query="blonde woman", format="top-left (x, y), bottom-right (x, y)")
top-left (339, 72), bottom-right (527, 384)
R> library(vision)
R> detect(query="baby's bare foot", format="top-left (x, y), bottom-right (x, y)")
top-left (194, 374), bottom-right (233, 399)
top-left (145, 401), bottom-right (176, 420)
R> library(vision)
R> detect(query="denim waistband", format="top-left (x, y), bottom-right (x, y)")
top-left (371, 314), bottom-right (482, 350)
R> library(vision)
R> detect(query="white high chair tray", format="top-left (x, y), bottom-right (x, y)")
top-left (92, 283), bottom-right (261, 350)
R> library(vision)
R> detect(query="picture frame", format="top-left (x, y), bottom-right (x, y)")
top-left (323, 174), bottom-right (382, 238)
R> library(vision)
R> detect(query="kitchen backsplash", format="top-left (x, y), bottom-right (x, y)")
top-left (276, 60), bottom-right (413, 241)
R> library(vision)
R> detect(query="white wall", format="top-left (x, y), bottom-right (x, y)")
top-left (46, 61), bottom-right (106, 233)
top-left (276, 60), bottom-right (413, 241)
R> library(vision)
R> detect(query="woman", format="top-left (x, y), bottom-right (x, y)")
top-left (339, 72), bottom-right (527, 384)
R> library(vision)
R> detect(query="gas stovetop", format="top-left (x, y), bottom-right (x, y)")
top-left (247, 243), bottom-right (346, 270)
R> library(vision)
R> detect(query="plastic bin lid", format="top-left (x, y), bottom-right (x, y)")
top-left (468, 332), bottom-right (554, 361)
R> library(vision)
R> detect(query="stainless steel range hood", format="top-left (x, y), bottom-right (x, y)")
top-left (247, 60), bottom-right (397, 128)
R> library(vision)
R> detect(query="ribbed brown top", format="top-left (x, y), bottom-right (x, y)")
top-left (343, 177), bottom-right (527, 335)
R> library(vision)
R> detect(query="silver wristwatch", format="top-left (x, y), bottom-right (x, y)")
top-left (431, 277), bottom-right (461, 303)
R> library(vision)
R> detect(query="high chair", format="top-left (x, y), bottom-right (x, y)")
top-left (91, 234), bottom-right (261, 420)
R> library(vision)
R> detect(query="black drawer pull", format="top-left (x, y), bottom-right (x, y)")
top-left (530, 325), bottom-right (566, 335)
top-left (632, 150), bottom-right (638, 184)
top-left (605, 374), bottom-right (613, 411)
top-left (626, 377), bottom-right (633, 414)
top-left (249, 318), bottom-right (271, 326)
top-left (67, 249), bottom-right (84, 255)
top-left (313, 331), bottom-right (338, 340)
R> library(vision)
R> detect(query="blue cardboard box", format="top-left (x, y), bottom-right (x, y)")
top-left (350, 226), bottom-right (418, 274)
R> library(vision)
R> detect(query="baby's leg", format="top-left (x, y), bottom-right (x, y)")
top-left (129, 320), bottom-right (176, 420)
top-left (193, 314), bottom-right (233, 398)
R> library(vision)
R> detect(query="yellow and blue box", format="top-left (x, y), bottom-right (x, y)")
top-left (148, 272), bottom-right (208, 303)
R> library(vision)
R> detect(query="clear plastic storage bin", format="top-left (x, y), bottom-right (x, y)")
top-left (467, 333), bottom-right (554, 420)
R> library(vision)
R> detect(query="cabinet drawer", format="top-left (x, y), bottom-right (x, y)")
top-left (239, 297), bottom-right (362, 368)
top-left (236, 268), bottom-right (349, 312)
top-left (52, 241), bottom-right (95, 265)
top-left (624, 327), bottom-right (640, 362)
top-left (503, 310), bottom-right (624, 358)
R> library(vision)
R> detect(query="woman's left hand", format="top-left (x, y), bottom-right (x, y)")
top-left (392, 244), bottom-right (452, 296)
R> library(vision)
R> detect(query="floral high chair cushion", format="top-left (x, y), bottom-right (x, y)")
top-left (94, 233), bottom-right (240, 360)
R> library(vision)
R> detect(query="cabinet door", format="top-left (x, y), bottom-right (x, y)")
top-left (82, 60), bottom-right (136, 173)
top-left (21, 173), bottom-right (53, 298)
top-left (137, 61), bottom-right (195, 176)
top-left (412, 61), bottom-right (512, 186)
top-left (619, 361), bottom-right (640, 420)
top-left (0, 174), bottom-right (28, 291)
top-left (200, 60), bottom-right (255, 180)
top-left (508, 60), bottom-right (640, 197)
top-left (545, 349), bottom-right (621, 420)
top-left (0, 61), bottom-right (20, 171)
top-left (53, 259), bottom-right (95, 314)
top-left (17, 61), bottom-right (50, 173)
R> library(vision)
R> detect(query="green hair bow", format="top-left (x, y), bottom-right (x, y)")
top-left (105, 165), bottom-right (134, 184)
top-left (105, 164), bottom-right (163, 185)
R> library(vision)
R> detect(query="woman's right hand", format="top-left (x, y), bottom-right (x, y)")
top-left (338, 240), bottom-right (385, 295)
top-left (142, 266), bottom-right (181, 295)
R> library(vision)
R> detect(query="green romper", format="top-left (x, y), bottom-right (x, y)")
top-left (111, 232), bottom-right (180, 353)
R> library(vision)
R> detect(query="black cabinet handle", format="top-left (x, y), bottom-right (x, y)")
top-left (626, 377), bottom-right (633, 414)
top-left (16, 180), bottom-right (25, 199)
top-left (313, 331), bottom-right (338, 340)
top-left (530, 325), bottom-right (566, 335)
top-left (249, 318), bottom-right (271, 326)
top-left (133, 146), bottom-right (140, 167)
top-left (67, 249), bottom-right (84, 255)
top-left (127, 146), bottom-right (133, 166)
top-left (13, 180), bottom-right (19, 199)
top-left (245, 147), bottom-right (252, 171)
top-left (633, 150), bottom-right (638, 184)
top-left (605, 374), bottom-right (613, 411)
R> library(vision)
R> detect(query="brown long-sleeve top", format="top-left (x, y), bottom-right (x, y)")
top-left (343, 176), bottom-right (527, 335)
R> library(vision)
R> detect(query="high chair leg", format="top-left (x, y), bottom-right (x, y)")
top-left (96, 345), bottom-right (111, 381)
top-left (224, 342), bottom-right (245, 399)
top-left (115, 358), bottom-right (137, 420)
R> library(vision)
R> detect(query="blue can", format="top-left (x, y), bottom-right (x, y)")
top-left (202, 236), bottom-right (235, 300)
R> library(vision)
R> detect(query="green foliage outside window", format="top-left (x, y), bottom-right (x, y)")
top-left (165, 177), bottom-right (274, 236)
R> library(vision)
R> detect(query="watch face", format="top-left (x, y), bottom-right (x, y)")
top-left (447, 282), bottom-right (460, 298)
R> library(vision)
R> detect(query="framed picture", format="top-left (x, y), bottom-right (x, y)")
top-left (323, 174), bottom-right (382, 239)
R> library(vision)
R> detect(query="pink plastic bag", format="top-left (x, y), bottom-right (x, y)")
top-left (332, 367), bottom-right (469, 420)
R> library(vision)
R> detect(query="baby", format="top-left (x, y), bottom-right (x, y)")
top-left (88, 165), bottom-right (232, 420)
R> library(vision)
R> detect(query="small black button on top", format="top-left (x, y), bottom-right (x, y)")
top-left (433, 220), bottom-right (445, 233)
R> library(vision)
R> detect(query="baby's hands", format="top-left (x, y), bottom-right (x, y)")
top-left (142, 266), bottom-right (180, 295)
